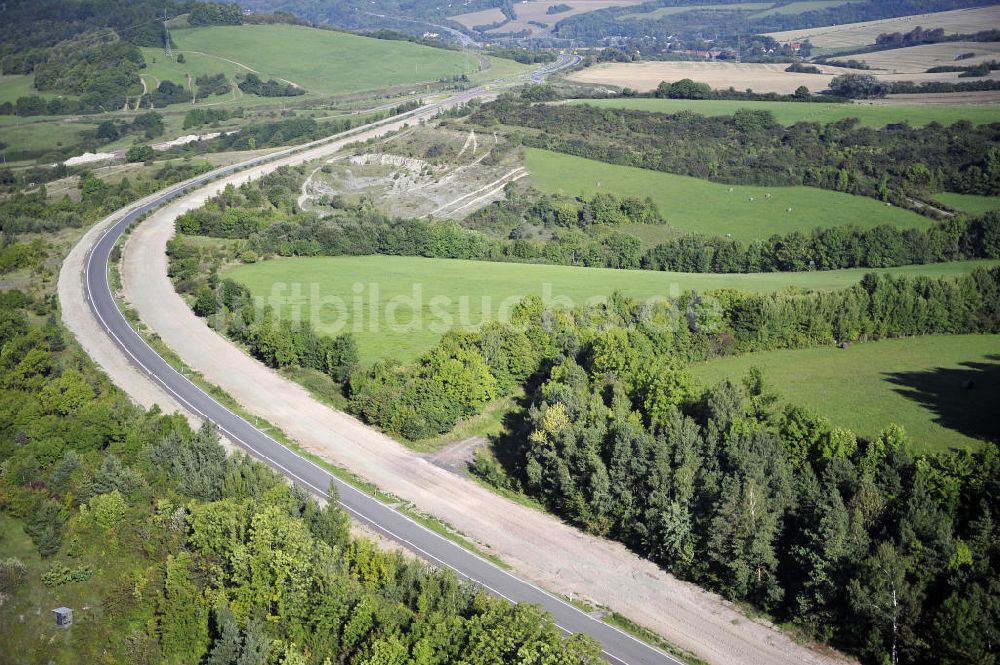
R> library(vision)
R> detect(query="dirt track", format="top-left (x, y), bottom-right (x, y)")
top-left (63, 116), bottom-right (853, 665)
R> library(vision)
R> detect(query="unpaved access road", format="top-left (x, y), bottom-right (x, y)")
top-left (62, 63), bottom-right (851, 665)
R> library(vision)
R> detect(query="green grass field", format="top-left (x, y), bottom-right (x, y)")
top-left (750, 0), bottom-right (860, 17)
top-left (0, 117), bottom-right (97, 159)
top-left (0, 74), bottom-right (73, 105)
top-left (161, 24), bottom-right (500, 98)
top-left (621, 3), bottom-right (771, 20)
top-left (524, 148), bottom-right (931, 242)
top-left (565, 98), bottom-right (1000, 128)
top-left (689, 334), bottom-right (1000, 452)
top-left (934, 192), bottom-right (1000, 216)
top-left (222, 254), bottom-right (996, 363)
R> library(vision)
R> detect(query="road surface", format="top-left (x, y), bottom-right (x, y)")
top-left (80, 55), bottom-right (681, 665)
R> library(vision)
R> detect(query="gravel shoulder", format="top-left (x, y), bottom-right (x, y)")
top-left (58, 195), bottom-right (188, 418)
top-left (64, 113), bottom-right (853, 665)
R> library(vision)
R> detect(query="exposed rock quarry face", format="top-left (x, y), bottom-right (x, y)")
top-left (349, 153), bottom-right (430, 172)
top-left (303, 128), bottom-right (523, 220)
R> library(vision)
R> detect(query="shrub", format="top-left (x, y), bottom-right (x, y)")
top-left (0, 558), bottom-right (27, 594)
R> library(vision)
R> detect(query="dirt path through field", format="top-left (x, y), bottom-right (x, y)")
top-left (183, 50), bottom-right (259, 73)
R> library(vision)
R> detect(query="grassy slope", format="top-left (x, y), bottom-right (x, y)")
top-left (0, 117), bottom-right (98, 158)
top-left (524, 148), bottom-right (931, 242)
top-left (621, 3), bottom-right (771, 20)
top-left (165, 25), bottom-right (488, 97)
top-left (0, 74), bottom-right (73, 105)
top-left (222, 254), bottom-right (997, 363)
top-left (934, 192), bottom-right (1000, 216)
top-left (564, 98), bottom-right (1000, 128)
top-left (689, 334), bottom-right (1000, 452)
top-left (750, 0), bottom-right (859, 17)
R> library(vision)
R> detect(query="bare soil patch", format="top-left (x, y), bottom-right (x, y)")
top-left (426, 437), bottom-right (486, 474)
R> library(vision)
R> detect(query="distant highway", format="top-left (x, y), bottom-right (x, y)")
top-left (79, 53), bottom-right (681, 665)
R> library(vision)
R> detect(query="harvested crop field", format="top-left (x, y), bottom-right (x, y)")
top-left (566, 60), bottom-right (1000, 94)
top-left (452, 0), bottom-right (643, 37)
top-left (858, 41), bottom-right (1000, 74)
top-left (450, 6), bottom-right (505, 29)
top-left (765, 6), bottom-right (1000, 49)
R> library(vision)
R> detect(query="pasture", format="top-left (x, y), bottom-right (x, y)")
top-left (750, 1), bottom-right (861, 18)
top-left (564, 97), bottom-right (1000, 127)
top-left (0, 74), bottom-right (68, 105)
top-left (0, 116), bottom-right (97, 160)
top-left (765, 6), bottom-right (1000, 49)
top-left (621, 3), bottom-right (771, 20)
top-left (934, 192), bottom-right (1000, 216)
top-left (566, 60), bottom-right (1000, 95)
top-left (690, 334), bottom-right (1000, 452)
top-left (164, 24), bottom-right (490, 97)
top-left (222, 255), bottom-right (997, 363)
top-left (523, 148), bottom-right (931, 242)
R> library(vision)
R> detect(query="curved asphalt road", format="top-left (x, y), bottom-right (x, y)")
top-left (81, 55), bottom-right (682, 665)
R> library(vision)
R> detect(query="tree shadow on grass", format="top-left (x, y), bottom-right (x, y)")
top-left (884, 354), bottom-right (1000, 444)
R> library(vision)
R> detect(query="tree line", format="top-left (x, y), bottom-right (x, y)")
top-left (1, 160), bottom-right (212, 235)
top-left (172, 170), bottom-right (1000, 275)
top-left (238, 73), bottom-right (306, 98)
top-left (470, 97), bottom-right (1000, 200)
top-left (642, 213), bottom-right (1000, 273)
top-left (347, 267), bottom-right (1000, 438)
top-left (169, 238), bottom-right (360, 383)
top-left (0, 291), bottom-right (601, 664)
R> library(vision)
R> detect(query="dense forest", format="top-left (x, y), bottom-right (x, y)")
top-left (0, 291), bottom-right (602, 664)
top-left (0, 0), bottom-right (243, 112)
top-left (473, 297), bottom-right (1000, 664)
